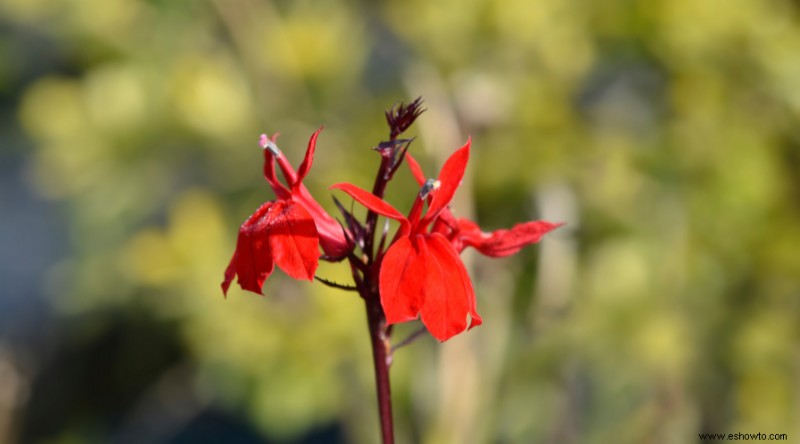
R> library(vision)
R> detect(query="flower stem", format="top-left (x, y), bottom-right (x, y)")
top-left (364, 155), bottom-right (393, 259)
top-left (365, 293), bottom-right (394, 444)
top-left (356, 99), bottom-right (425, 443)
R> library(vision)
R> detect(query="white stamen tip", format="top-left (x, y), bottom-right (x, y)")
top-left (419, 178), bottom-right (441, 199)
top-left (259, 134), bottom-right (281, 156)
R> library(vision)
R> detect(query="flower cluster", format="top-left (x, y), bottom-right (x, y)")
top-left (222, 102), bottom-right (561, 341)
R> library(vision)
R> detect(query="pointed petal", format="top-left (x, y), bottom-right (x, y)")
top-left (419, 233), bottom-right (476, 341)
top-left (422, 139), bottom-right (471, 226)
top-left (379, 236), bottom-right (426, 325)
top-left (405, 152), bottom-right (427, 186)
top-left (222, 251), bottom-right (237, 297)
top-left (265, 200), bottom-right (319, 280)
top-left (460, 220), bottom-right (564, 257)
top-left (294, 127), bottom-right (323, 187)
top-left (222, 201), bottom-right (278, 295)
top-left (330, 182), bottom-right (410, 236)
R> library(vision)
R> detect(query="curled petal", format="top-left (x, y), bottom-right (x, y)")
top-left (458, 219), bottom-right (564, 257)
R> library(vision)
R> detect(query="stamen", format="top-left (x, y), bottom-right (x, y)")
top-left (259, 134), bottom-right (281, 156)
top-left (419, 178), bottom-right (441, 199)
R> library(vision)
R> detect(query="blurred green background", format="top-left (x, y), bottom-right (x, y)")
top-left (1, 0), bottom-right (799, 443)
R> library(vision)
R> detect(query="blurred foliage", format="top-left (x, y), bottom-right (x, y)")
top-left (2, 0), bottom-right (800, 443)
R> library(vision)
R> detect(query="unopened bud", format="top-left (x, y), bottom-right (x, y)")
top-left (419, 178), bottom-right (441, 199)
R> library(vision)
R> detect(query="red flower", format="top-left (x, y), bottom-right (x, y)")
top-left (222, 129), bottom-right (350, 296)
top-left (332, 140), bottom-right (562, 341)
top-left (330, 140), bottom-right (476, 341)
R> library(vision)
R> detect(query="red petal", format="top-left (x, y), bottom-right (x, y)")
top-left (428, 228), bottom-right (482, 329)
top-left (419, 233), bottom-right (476, 341)
top-left (222, 252), bottom-right (237, 297)
top-left (379, 236), bottom-right (426, 324)
top-left (291, 183), bottom-right (350, 258)
top-left (222, 201), bottom-right (278, 295)
top-left (274, 144), bottom-right (298, 187)
top-left (405, 154), bottom-right (437, 230)
top-left (263, 149), bottom-right (291, 200)
top-left (405, 152), bottom-right (427, 186)
top-left (294, 127), bottom-right (323, 188)
top-left (265, 200), bottom-right (319, 280)
top-left (431, 208), bottom-right (458, 236)
top-left (330, 182), bottom-right (410, 236)
top-left (460, 220), bottom-right (563, 257)
top-left (422, 139), bottom-right (470, 226)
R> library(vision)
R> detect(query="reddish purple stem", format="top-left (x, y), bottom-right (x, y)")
top-left (365, 292), bottom-right (394, 444)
